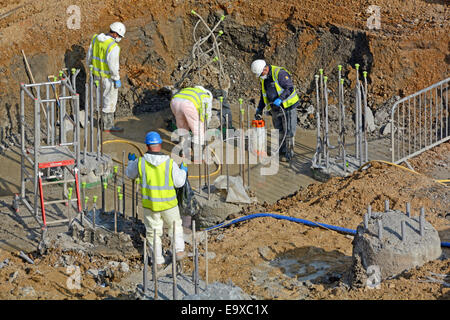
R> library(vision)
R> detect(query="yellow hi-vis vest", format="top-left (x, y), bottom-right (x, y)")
top-left (261, 65), bottom-right (299, 111)
top-left (172, 87), bottom-right (210, 122)
top-left (91, 34), bottom-right (120, 78)
top-left (138, 157), bottom-right (178, 212)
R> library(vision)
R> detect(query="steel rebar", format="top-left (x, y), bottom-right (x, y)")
top-left (247, 102), bottom-right (250, 188)
top-left (205, 230), bottom-right (209, 289)
top-left (406, 202), bottom-right (411, 218)
top-left (225, 114), bottom-right (229, 192)
top-left (114, 166), bottom-right (118, 233)
top-left (401, 220), bottom-right (406, 242)
top-left (84, 83), bottom-right (89, 163)
top-left (219, 96), bottom-right (224, 175)
top-left (96, 80), bottom-right (101, 160)
top-left (363, 71), bottom-right (369, 162)
top-left (92, 196), bottom-right (97, 230)
top-left (89, 66), bottom-right (94, 153)
top-left (192, 219), bottom-right (196, 284)
top-left (324, 76), bottom-right (330, 170)
top-left (143, 237), bottom-right (148, 295)
top-left (172, 221), bottom-right (177, 300)
top-left (122, 151), bottom-right (126, 218)
top-left (198, 113), bottom-right (201, 191)
top-left (314, 74), bottom-right (321, 166)
top-left (153, 228), bottom-right (158, 300)
top-left (132, 178), bottom-right (136, 220)
top-left (378, 219), bottom-right (383, 240)
top-left (420, 207), bottom-right (425, 237)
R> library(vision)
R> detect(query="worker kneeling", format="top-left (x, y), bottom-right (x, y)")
top-left (126, 131), bottom-right (188, 268)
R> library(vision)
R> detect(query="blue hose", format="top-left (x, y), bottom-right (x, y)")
top-left (205, 212), bottom-right (450, 248)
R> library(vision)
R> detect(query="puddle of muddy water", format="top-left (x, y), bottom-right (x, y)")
top-left (270, 258), bottom-right (331, 282)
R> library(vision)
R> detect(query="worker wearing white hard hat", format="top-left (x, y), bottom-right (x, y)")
top-left (170, 86), bottom-right (213, 161)
top-left (251, 59), bottom-right (300, 162)
top-left (86, 22), bottom-right (126, 132)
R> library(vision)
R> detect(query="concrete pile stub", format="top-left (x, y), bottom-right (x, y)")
top-left (351, 208), bottom-right (442, 284)
top-left (193, 190), bottom-right (242, 228)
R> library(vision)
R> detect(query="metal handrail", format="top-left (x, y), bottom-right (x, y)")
top-left (391, 77), bottom-right (449, 163)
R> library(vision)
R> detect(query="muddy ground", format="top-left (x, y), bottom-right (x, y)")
top-left (0, 0), bottom-right (448, 301)
top-left (0, 142), bottom-right (448, 300)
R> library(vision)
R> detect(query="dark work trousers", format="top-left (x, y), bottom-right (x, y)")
top-left (271, 105), bottom-right (297, 155)
top-left (220, 90), bottom-right (233, 129)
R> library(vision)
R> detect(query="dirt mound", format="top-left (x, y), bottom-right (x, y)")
top-left (200, 160), bottom-right (449, 299)
top-left (1, 0), bottom-right (448, 147)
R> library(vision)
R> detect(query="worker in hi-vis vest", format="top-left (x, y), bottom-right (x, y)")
top-left (86, 22), bottom-right (126, 132)
top-left (251, 59), bottom-right (300, 162)
top-left (170, 85), bottom-right (213, 160)
top-left (126, 131), bottom-right (188, 268)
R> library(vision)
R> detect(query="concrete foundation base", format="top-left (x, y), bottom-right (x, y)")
top-left (351, 210), bottom-right (442, 286)
top-left (311, 155), bottom-right (362, 182)
top-left (193, 189), bottom-right (243, 228)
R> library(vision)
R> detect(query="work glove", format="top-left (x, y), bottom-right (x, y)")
top-left (273, 98), bottom-right (282, 107)
top-left (254, 113), bottom-right (262, 120)
top-left (180, 162), bottom-right (188, 173)
top-left (128, 153), bottom-right (136, 161)
top-left (114, 79), bottom-right (122, 88)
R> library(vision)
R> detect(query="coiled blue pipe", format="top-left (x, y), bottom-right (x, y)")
top-left (205, 212), bottom-right (450, 248)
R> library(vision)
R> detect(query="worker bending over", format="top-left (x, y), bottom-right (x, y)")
top-left (251, 59), bottom-right (300, 162)
top-left (126, 131), bottom-right (188, 268)
top-left (86, 22), bottom-right (126, 132)
top-left (170, 86), bottom-right (213, 159)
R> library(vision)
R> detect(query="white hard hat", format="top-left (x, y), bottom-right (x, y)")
top-left (110, 22), bottom-right (126, 38)
top-left (251, 59), bottom-right (266, 77)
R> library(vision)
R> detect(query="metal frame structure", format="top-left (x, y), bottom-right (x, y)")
top-left (312, 64), bottom-right (370, 172)
top-left (17, 76), bottom-right (82, 230)
top-left (390, 77), bottom-right (449, 164)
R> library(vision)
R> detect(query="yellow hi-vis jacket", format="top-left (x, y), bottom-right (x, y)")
top-left (138, 157), bottom-right (178, 212)
top-left (261, 65), bottom-right (299, 111)
top-left (91, 34), bottom-right (120, 78)
top-left (172, 87), bottom-right (210, 122)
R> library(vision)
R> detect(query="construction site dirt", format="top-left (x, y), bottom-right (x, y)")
top-left (0, 0), bottom-right (449, 301)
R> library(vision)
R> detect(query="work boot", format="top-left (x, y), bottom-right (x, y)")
top-left (102, 112), bottom-right (123, 132)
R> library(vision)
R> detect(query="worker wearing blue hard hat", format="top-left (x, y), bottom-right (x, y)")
top-left (126, 131), bottom-right (188, 268)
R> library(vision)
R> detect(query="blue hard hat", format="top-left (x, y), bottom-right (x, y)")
top-left (145, 131), bottom-right (162, 145)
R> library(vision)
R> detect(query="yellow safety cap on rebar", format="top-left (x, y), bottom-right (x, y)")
top-left (93, 196), bottom-right (98, 203)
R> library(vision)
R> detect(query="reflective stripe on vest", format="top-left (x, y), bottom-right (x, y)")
top-left (172, 87), bottom-right (209, 122)
top-left (138, 157), bottom-right (178, 211)
top-left (261, 65), bottom-right (299, 111)
top-left (91, 34), bottom-right (119, 78)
